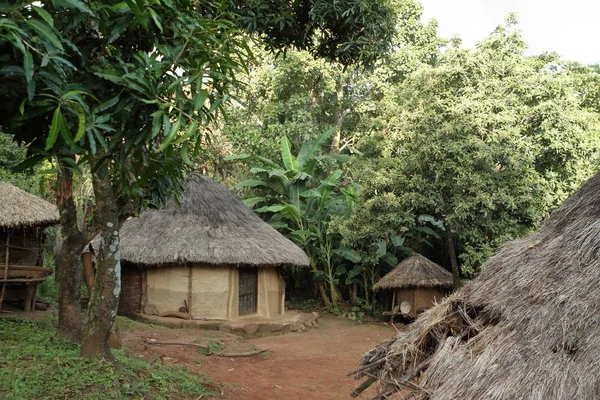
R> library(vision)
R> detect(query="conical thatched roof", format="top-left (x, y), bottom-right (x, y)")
top-left (0, 181), bottom-right (59, 228)
top-left (353, 172), bottom-right (600, 400)
top-left (372, 253), bottom-right (452, 291)
top-left (112, 175), bottom-right (309, 267)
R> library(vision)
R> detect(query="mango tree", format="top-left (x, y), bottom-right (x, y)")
top-left (1, 0), bottom-right (397, 359)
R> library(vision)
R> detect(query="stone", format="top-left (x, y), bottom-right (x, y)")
top-left (281, 323), bottom-right (292, 334)
top-left (257, 323), bottom-right (283, 333)
top-left (243, 323), bottom-right (259, 335)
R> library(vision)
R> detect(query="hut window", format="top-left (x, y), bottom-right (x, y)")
top-left (238, 267), bottom-right (258, 316)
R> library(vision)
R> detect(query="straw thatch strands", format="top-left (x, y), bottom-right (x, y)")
top-left (353, 172), bottom-right (600, 399)
top-left (117, 174), bottom-right (309, 267)
top-left (373, 254), bottom-right (453, 319)
top-left (0, 181), bottom-right (58, 228)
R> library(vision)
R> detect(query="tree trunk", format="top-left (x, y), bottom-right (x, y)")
top-left (80, 160), bottom-right (120, 360)
top-left (317, 281), bottom-right (329, 306)
top-left (351, 282), bottom-right (358, 305)
top-left (329, 278), bottom-right (337, 306)
top-left (56, 159), bottom-right (85, 342)
top-left (445, 227), bottom-right (462, 289)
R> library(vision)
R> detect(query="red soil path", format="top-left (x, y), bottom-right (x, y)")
top-left (121, 315), bottom-right (397, 400)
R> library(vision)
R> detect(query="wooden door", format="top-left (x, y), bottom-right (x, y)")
top-left (238, 267), bottom-right (258, 315)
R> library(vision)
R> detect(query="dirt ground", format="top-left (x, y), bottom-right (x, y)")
top-left (121, 315), bottom-right (398, 400)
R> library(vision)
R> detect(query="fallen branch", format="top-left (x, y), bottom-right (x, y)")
top-left (145, 339), bottom-right (269, 357)
top-left (158, 311), bottom-right (190, 320)
top-left (220, 349), bottom-right (268, 357)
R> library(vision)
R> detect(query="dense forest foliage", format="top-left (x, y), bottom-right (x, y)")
top-left (1, 0), bottom-right (599, 354)
top-left (217, 12), bottom-right (600, 306)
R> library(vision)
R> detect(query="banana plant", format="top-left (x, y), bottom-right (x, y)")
top-left (226, 129), bottom-right (354, 305)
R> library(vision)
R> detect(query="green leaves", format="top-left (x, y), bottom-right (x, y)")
top-left (280, 136), bottom-right (298, 172)
top-left (233, 179), bottom-right (267, 189)
top-left (55, 0), bottom-right (94, 15)
top-left (32, 6), bottom-right (54, 26)
top-left (23, 51), bottom-right (33, 84)
top-left (25, 19), bottom-right (63, 50)
top-left (47, 107), bottom-right (64, 150)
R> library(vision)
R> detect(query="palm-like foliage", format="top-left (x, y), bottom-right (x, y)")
top-left (228, 130), bottom-right (358, 305)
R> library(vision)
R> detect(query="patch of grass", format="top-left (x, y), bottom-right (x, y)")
top-left (115, 316), bottom-right (168, 331)
top-left (208, 341), bottom-right (224, 353)
top-left (195, 341), bottom-right (225, 356)
top-left (0, 317), bottom-right (215, 399)
top-left (203, 332), bottom-right (218, 338)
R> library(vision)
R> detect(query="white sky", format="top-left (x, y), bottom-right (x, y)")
top-left (419, 0), bottom-right (600, 64)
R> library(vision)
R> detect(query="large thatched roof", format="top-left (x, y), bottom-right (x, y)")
top-left (372, 253), bottom-right (452, 291)
top-left (0, 181), bottom-right (59, 228)
top-left (110, 175), bottom-right (309, 267)
top-left (353, 172), bottom-right (600, 399)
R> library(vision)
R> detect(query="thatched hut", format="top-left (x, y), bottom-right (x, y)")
top-left (99, 175), bottom-right (309, 321)
top-left (373, 253), bottom-right (452, 318)
top-left (353, 172), bottom-right (600, 399)
top-left (0, 181), bottom-right (58, 311)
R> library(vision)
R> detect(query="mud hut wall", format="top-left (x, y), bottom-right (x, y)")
top-left (262, 267), bottom-right (282, 317)
top-left (190, 264), bottom-right (231, 320)
top-left (414, 287), bottom-right (444, 312)
top-left (146, 264), bottom-right (191, 315)
top-left (118, 264), bottom-right (143, 315)
top-left (143, 264), bottom-right (285, 320)
top-left (229, 266), bottom-right (284, 320)
top-left (395, 287), bottom-right (444, 315)
top-left (0, 227), bottom-right (43, 267)
top-left (278, 268), bottom-right (285, 315)
top-left (397, 288), bottom-right (415, 312)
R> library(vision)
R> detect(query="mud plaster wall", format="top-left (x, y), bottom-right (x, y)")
top-left (145, 265), bottom-right (284, 320)
top-left (190, 264), bottom-right (230, 320)
top-left (396, 287), bottom-right (444, 315)
top-left (229, 266), bottom-right (283, 320)
top-left (146, 265), bottom-right (190, 314)
top-left (263, 267), bottom-right (282, 317)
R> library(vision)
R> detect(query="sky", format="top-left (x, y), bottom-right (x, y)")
top-left (419, 0), bottom-right (600, 65)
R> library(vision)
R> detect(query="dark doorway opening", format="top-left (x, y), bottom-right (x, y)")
top-left (238, 267), bottom-right (258, 315)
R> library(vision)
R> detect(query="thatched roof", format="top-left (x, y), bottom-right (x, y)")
top-left (0, 181), bottom-right (59, 228)
top-left (105, 175), bottom-right (309, 267)
top-left (372, 253), bottom-right (452, 291)
top-left (353, 172), bottom-right (600, 399)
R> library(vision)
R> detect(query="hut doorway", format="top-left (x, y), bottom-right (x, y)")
top-left (238, 267), bottom-right (258, 315)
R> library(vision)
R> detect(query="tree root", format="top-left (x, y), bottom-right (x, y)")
top-left (145, 339), bottom-right (269, 357)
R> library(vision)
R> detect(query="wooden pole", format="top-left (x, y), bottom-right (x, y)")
top-left (187, 265), bottom-right (192, 319)
top-left (391, 289), bottom-right (396, 313)
top-left (0, 230), bottom-right (11, 311)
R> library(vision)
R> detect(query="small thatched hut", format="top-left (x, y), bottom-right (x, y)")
top-left (101, 175), bottom-right (309, 321)
top-left (353, 172), bottom-right (600, 399)
top-left (0, 181), bottom-right (58, 311)
top-left (373, 253), bottom-right (452, 318)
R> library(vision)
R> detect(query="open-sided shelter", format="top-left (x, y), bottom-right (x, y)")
top-left (0, 181), bottom-right (58, 311)
top-left (353, 172), bottom-right (600, 399)
top-left (373, 253), bottom-right (452, 318)
top-left (103, 175), bottom-right (310, 321)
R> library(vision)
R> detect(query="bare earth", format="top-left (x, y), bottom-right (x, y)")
top-left (121, 315), bottom-right (397, 400)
